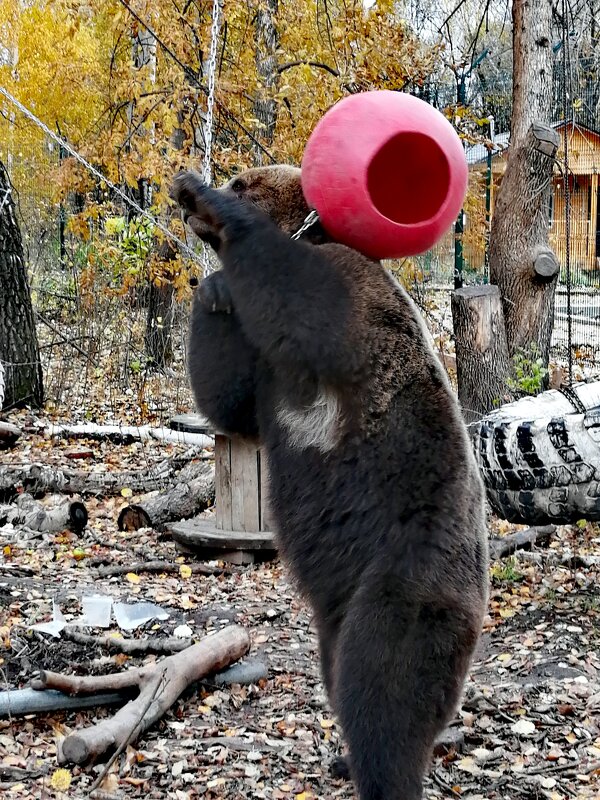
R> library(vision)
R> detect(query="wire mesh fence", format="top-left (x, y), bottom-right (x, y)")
top-left (2, 111), bottom-right (600, 423)
top-left (0, 116), bottom-right (196, 423)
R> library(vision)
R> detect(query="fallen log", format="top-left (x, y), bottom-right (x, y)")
top-left (3, 655), bottom-right (265, 718)
top-left (46, 422), bottom-right (213, 449)
top-left (31, 625), bottom-right (250, 765)
top-left (0, 688), bottom-right (128, 717)
top-left (118, 461), bottom-right (215, 531)
top-left (0, 457), bottom-right (205, 497)
top-left (489, 524), bottom-right (556, 559)
top-left (0, 493), bottom-right (88, 533)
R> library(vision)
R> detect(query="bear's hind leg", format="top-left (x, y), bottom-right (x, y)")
top-left (334, 570), bottom-right (481, 800)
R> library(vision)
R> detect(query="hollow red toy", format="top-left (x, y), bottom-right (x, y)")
top-left (301, 90), bottom-right (468, 259)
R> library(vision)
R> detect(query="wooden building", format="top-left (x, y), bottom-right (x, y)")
top-left (468, 121), bottom-right (600, 281)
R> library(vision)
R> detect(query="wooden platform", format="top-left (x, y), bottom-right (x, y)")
top-left (169, 517), bottom-right (277, 565)
top-left (169, 518), bottom-right (276, 550)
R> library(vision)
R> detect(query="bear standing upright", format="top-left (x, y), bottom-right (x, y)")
top-left (172, 165), bottom-right (489, 800)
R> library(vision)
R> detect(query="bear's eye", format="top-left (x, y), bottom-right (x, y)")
top-left (231, 178), bottom-right (246, 192)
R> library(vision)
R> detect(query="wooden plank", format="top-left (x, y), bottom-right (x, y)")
top-left (230, 438), bottom-right (260, 532)
top-left (259, 449), bottom-right (272, 532)
top-left (169, 517), bottom-right (277, 550)
top-left (215, 435), bottom-right (232, 531)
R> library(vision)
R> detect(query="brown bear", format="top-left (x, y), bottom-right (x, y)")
top-left (172, 165), bottom-right (489, 800)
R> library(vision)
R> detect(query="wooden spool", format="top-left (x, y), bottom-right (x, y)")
top-left (169, 415), bottom-right (276, 563)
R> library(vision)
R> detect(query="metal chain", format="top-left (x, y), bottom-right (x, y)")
top-left (200, 0), bottom-right (223, 274)
top-left (291, 210), bottom-right (320, 240)
top-left (0, 186), bottom-right (11, 214)
top-left (0, 85), bottom-right (204, 266)
top-left (202, 0), bottom-right (222, 186)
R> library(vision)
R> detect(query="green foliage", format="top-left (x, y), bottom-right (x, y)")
top-left (507, 343), bottom-right (548, 397)
top-left (491, 556), bottom-right (523, 586)
top-left (105, 216), bottom-right (154, 276)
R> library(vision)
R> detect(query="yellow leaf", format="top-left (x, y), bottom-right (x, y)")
top-left (121, 487), bottom-right (133, 498)
top-left (126, 572), bottom-right (141, 584)
top-left (499, 608), bottom-right (516, 619)
top-left (50, 768), bottom-right (72, 791)
top-left (100, 772), bottom-right (119, 792)
top-left (179, 564), bottom-right (192, 579)
top-left (320, 718), bottom-right (335, 729)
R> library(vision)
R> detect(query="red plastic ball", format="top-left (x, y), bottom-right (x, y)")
top-left (301, 91), bottom-right (468, 260)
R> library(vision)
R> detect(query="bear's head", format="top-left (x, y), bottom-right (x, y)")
top-left (220, 165), bottom-right (310, 237)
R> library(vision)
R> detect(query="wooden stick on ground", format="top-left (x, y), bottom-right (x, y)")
top-left (93, 559), bottom-right (221, 579)
top-left (30, 625), bottom-right (250, 765)
top-left (489, 525), bottom-right (556, 559)
top-left (62, 627), bottom-right (192, 654)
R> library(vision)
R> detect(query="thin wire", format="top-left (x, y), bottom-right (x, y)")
top-left (561, 0), bottom-right (573, 385)
top-left (0, 85), bottom-right (203, 266)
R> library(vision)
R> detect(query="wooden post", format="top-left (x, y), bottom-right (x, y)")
top-left (591, 172), bottom-right (598, 270)
top-left (215, 435), bottom-right (271, 532)
top-left (168, 416), bottom-right (275, 562)
top-left (451, 285), bottom-right (511, 425)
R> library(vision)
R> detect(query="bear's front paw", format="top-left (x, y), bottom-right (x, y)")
top-left (198, 270), bottom-right (233, 314)
top-left (171, 171), bottom-right (222, 245)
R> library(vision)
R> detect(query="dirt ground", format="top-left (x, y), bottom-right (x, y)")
top-left (1, 429), bottom-right (599, 800)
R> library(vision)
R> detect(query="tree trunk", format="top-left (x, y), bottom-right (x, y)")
top-left (451, 285), bottom-right (511, 424)
top-left (145, 279), bottom-right (175, 366)
top-left (127, 16), bottom-right (177, 368)
top-left (510, 0), bottom-right (554, 150)
top-left (0, 160), bottom-right (43, 409)
top-left (488, 123), bottom-right (560, 362)
top-left (488, 0), bottom-right (559, 369)
top-left (252, 0), bottom-right (279, 165)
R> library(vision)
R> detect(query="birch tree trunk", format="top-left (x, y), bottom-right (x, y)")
top-left (252, 0), bottom-right (279, 165)
top-left (0, 161), bottom-right (43, 409)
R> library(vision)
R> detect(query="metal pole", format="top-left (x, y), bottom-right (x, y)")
top-left (454, 77), bottom-right (466, 289)
top-left (484, 116), bottom-right (495, 281)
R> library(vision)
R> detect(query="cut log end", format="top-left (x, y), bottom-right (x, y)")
top-left (69, 501), bottom-right (88, 533)
top-left (118, 505), bottom-right (152, 532)
top-left (0, 421), bottom-right (21, 449)
top-left (61, 734), bottom-right (94, 765)
top-left (533, 251), bottom-right (560, 279)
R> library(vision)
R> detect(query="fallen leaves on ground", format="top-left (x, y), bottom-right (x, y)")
top-left (0, 422), bottom-right (599, 798)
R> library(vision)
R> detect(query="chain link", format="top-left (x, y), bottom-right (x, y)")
top-left (291, 209), bottom-right (320, 241)
top-left (0, 186), bottom-right (11, 214)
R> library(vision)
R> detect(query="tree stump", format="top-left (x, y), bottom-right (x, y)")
top-left (451, 285), bottom-right (511, 425)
